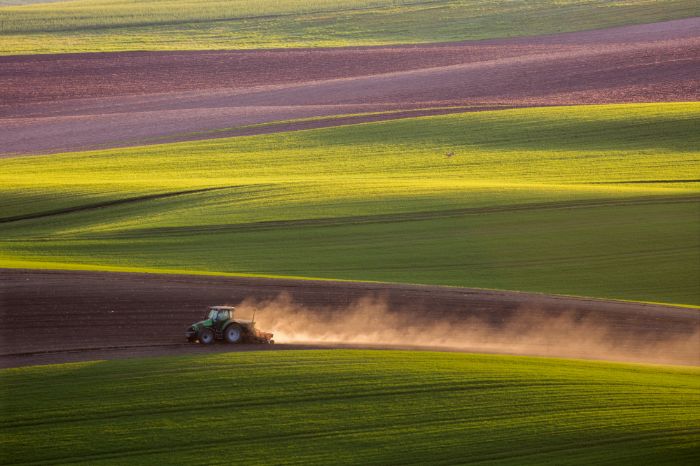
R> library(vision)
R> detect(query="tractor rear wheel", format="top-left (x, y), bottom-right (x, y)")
top-left (224, 324), bottom-right (243, 344)
top-left (198, 328), bottom-right (215, 345)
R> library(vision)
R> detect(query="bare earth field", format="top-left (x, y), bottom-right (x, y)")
top-left (1, 18), bottom-right (698, 156)
top-left (1, 269), bottom-right (698, 368)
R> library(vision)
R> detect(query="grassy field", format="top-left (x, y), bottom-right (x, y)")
top-left (1, 0), bottom-right (698, 54)
top-left (1, 350), bottom-right (699, 464)
top-left (1, 103), bottom-right (699, 304)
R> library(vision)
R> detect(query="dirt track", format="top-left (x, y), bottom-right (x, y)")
top-left (1, 268), bottom-right (698, 368)
top-left (1, 18), bottom-right (698, 156)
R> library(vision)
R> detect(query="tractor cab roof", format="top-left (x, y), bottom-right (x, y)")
top-left (210, 306), bottom-right (235, 310)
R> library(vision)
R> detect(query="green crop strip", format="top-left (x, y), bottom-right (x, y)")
top-left (1, 350), bottom-right (699, 464)
top-left (1, 0), bottom-right (698, 54)
top-left (1, 103), bottom-right (699, 304)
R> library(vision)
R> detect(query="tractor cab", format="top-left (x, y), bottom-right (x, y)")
top-left (206, 306), bottom-right (234, 323)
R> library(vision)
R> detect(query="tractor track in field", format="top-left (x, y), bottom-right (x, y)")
top-left (1, 17), bottom-right (698, 156)
top-left (1, 268), bottom-right (698, 368)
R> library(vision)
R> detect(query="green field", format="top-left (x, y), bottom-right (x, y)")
top-left (1, 0), bottom-right (698, 54)
top-left (1, 103), bottom-right (699, 304)
top-left (1, 350), bottom-right (698, 464)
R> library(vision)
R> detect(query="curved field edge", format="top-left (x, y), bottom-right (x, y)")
top-left (1, 103), bottom-right (698, 304)
top-left (1, 350), bottom-right (699, 465)
top-left (1, 0), bottom-right (699, 54)
top-left (3, 263), bottom-right (699, 313)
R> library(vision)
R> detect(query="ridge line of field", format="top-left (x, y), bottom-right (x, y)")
top-left (63, 194), bottom-right (700, 239)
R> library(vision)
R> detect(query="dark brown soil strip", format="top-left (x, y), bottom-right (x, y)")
top-left (1, 268), bottom-right (697, 368)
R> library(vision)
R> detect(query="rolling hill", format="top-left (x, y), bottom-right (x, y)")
top-left (1, 103), bottom-right (698, 304)
top-left (1, 350), bottom-right (699, 464)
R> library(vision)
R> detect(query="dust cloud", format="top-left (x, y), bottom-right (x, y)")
top-left (241, 293), bottom-right (699, 366)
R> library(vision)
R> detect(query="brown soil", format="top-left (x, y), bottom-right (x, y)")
top-left (1, 269), bottom-right (697, 368)
top-left (1, 18), bottom-right (698, 156)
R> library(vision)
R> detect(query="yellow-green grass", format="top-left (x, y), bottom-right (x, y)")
top-left (1, 0), bottom-right (698, 54)
top-left (1, 350), bottom-right (699, 464)
top-left (0, 0), bottom-right (66, 5)
top-left (1, 103), bottom-right (699, 304)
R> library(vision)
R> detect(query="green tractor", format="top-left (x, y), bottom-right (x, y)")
top-left (186, 306), bottom-right (274, 345)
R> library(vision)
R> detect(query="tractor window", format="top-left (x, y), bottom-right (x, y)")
top-left (218, 310), bottom-right (230, 321)
top-left (207, 309), bottom-right (218, 320)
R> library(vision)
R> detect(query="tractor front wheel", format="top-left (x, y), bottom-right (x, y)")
top-left (198, 328), bottom-right (215, 345)
top-left (224, 324), bottom-right (243, 344)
